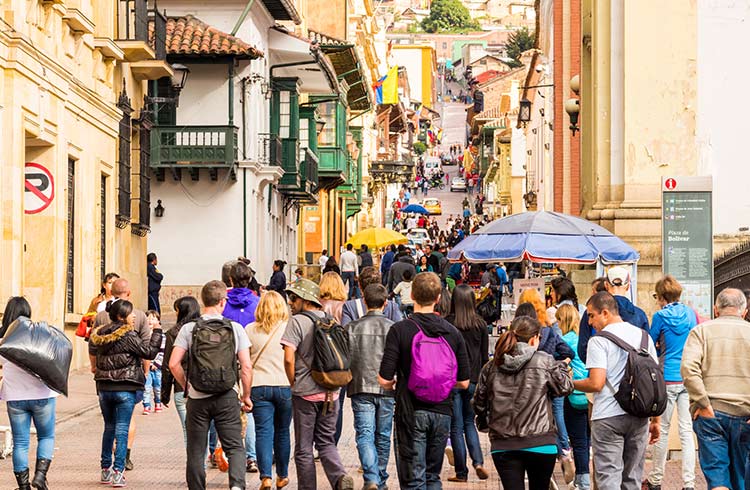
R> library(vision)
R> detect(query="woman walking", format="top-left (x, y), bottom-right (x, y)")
top-left (473, 316), bottom-right (573, 489)
top-left (266, 260), bottom-right (288, 300)
top-left (322, 256), bottom-right (341, 276)
top-left (246, 291), bottom-right (293, 489)
top-left (445, 285), bottom-right (490, 482)
top-left (89, 300), bottom-right (163, 487)
top-left (416, 255), bottom-right (433, 273)
top-left (161, 296), bottom-right (201, 444)
top-left (318, 271), bottom-right (348, 323)
top-left (1, 297), bottom-right (59, 490)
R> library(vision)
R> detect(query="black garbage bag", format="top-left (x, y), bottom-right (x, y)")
top-left (0, 317), bottom-right (73, 396)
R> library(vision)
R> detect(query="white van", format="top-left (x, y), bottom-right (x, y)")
top-left (423, 157), bottom-right (442, 177)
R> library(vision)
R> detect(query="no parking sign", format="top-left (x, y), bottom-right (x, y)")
top-left (24, 162), bottom-right (55, 214)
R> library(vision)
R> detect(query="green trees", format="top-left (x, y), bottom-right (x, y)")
top-left (505, 27), bottom-right (535, 67)
top-left (421, 0), bottom-right (480, 33)
top-left (413, 141), bottom-right (428, 155)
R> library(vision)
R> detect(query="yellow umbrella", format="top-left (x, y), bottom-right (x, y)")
top-left (347, 227), bottom-right (408, 249)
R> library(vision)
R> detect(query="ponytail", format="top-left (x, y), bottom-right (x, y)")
top-left (493, 330), bottom-right (518, 366)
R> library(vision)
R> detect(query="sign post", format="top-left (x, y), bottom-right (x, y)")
top-left (661, 176), bottom-right (713, 319)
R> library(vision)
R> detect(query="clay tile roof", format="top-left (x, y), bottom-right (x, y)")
top-left (151, 15), bottom-right (263, 59)
top-left (474, 70), bottom-right (502, 85)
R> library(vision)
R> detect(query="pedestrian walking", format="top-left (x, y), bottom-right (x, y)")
top-left (378, 272), bottom-right (471, 489)
top-left (473, 315), bottom-right (574, 489)
top-left (379, 245), bottom-right (396, 286)
top-left (2, 297), bottom-right (60, 490)
top-left (319, 271), bottom-right (348, 324)
top-left (444, 285), bottom-right (490, 483)
top-left (161, 296), bottom-right (201, 445)
top-left (319, 250), bottom-right (330, 275)
top-left (146, 253), bottom-right (163, 314)
top-left (323, 256), bottom-right (341, 276)
top-left (89, 300), bottom-right (163, 487)
top-left (386, 245), bottom-right (416, 293)
top-left (340, 244), bottom-right (360, 300)
top-left (246, 291), bottom-right (293, 490)
top-left (266, 260), bottom-right (288, 301)
top-left (347, 284), bottom-right (396, 490)
top-left (168, 280), bottom-right (254, 490)
top-left (416, 255), bottom-right (432, 273)
top-left (681, 288), bottom-right (750, 490)
top-left (142, 310), bottom-right (165, 415)
top-left (393, 269), bottom-right (415, 317)
top-left (359, 245), bottom-right (374, 269)
top-left (573, 292), bottom-right (661, 490)
top-left (643, 275), bottom-right (697, 490)
top-left (281, 278), bottom-right (354, 490)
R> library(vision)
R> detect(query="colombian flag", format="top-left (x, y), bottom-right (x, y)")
top-left (374, 66), bottom-right (399, 105)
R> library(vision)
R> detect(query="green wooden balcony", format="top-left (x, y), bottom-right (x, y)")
top-left (151, 125), bottom-right (238, 168)
top-left (278, 138), bottom-right (301, 189)
top-left (280, 148), bottom-right (319, 203)
top-left (317, 146), bottom-right (348, 188)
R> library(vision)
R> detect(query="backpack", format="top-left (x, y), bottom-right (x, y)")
top-left (597, 330), bottom-right (667, 418)
top-left (407, 319), bottom-right (457, 403)
top-left (299, 312), bottom-right (352, 391)
top-left (188, 317), bottom-right (238, 394)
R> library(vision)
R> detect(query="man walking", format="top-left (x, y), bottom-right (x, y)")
top-left (168, 280), bottom-right (253, 490)
top-left (146, 253), bottom-right (163, 314)
top-left (348, 284), bottom-right (396, 490)
top-left (281, 279), bottom-right (354, 490)
top-left (379, 272), bottom-right (470, 489)
top-left (380, 245), bottom-right (396, 286)
top-left (340, 244), bottom-right (359, 300)
top-left (574, 292), bottom-right (660, 490)
top-left (682, 288), bottom-right (750, 490)
top-left (386, 246), bottom-right (416, 294)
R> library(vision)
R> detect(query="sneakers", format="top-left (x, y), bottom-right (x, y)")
top-left (100, 467), bottom-right (113, 484)
top-left (124, 456), bottom-right (133, 471)
top-left (444, 446), bottom-right (454, 466)
top-left (142, 406), bottom-right (151, 415)
top-left (246, 458), bottom-right (258, 473)
top-left (336, 475), bottom-right (354, 490)
top-left (154, 403), bottom-right (163, 413)
top-left (111, 470), bottom-right (126, 487)
top-left (475, 465), bottom-right (489, 480)
top-left (447, 476), bottom-right (468, 482)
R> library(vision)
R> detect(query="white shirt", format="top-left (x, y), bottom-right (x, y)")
top-left (319, 255), bottom-right (329, 272)
top-left (406, 218), bottom-right (417, 230)
top-left (586, 321), bottom-right (658, 421)
top-left (0, 356), bottom-right (59, 402)
top-left (340, 250), bottom-right (359, 273)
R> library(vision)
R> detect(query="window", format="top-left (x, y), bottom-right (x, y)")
top-left (66, 159), bottom-right (75, 313)
top-left (317, 102), bottom-right (336, 146)
top-left (116, 89), bottom-right (133, 228)
top-left (299, 117), bottom-right (309, 162)
top-left (279, 91), bottom-right (291, 139)
top-left (100, 175), bottom-right (107, 282)
top-left (133, 112), bottom-right (151, 236)
top-left (442, 42), bottom-right (447, 49)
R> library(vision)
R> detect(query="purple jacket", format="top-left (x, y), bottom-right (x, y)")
top-left (222, 288), bottom-right (259, 327)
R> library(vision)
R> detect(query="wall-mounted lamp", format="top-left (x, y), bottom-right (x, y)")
top-left (154, 199), bottom-right (165, 218)
top-left (570, 75), bottom-right (580, 95)
top-left (565, 98), bottom-right (580, 135)
top-left (315, 118), bottom-right (326, 134)
top-left (518, 98), bottom-right (531, 125)
top-left (170, 64), bottom-right (190, 92)
top-left (526, 149), bottom-right (532, 156)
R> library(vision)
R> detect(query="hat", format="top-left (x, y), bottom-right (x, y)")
top-left (487, 264), bottom-right (498, 269)
top-left (285, 278), bottom-right (322, 306)
top-left (606, 266), bottom-right (630, 287)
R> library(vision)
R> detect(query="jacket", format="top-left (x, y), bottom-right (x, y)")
top-left (161, 323), bottom-right (186, 404)
top-left (360, 251), bottom-right (374, 268)
top-left (650, 302), bottom-right (697, 382)
top-left (473, 345), bottom-right (573, 451)
top-left (222, 287), bottom-right (260, 327)
top-left (89, 322), bottom-right (162, 390)
top-left (147, 263), bottom-right (163, 294)
top-left (562, 331), bottom-right (589, 409)
top-left (341, 298), bottom-right (403, 326)
top-left (347, 311), bottom-right (395, 397)
top-left (578, 294), bottom-right (649, 363)
top-left (267, 271), bottom-right (287, 299)
top-left (387, 254), bottom-right (417, 292)
top-left (539, 326), bottom-right (575, 361)
top-left (380, 251), bottom-right (395, 276)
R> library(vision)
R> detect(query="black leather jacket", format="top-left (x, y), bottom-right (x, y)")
top-left (347, 311), bottom-right (395, 397)
top-left (89, 322), bottom-right (162, 388)
top-left (473, 345), bottom-right (573, 451)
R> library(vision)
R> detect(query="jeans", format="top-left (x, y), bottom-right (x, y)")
top-left (342, 271), bottom-right (357, 300)
top-left (552, 396), bottom-right (571, 452)
top-left (394, 409), bottom-right (451, 489)
top-left (174, 391), bottom-right (187, 446)
top-left (647, 384), bottom-right (695, 487)
top-left (492, 451), bottom-right (557, 490)
top-left (334, 386), bottom-right (347, 445)
top-left (563, 398), bottom-right (590, 487)
top-left (7, 398), bottom-right (57, 472)
top-left (98, 391), bottom-right (137, 472)
top-left (252, 386), bottom-right (292, 480)
top-left (244, 411), bottom-right (256, 460)
top-left (143, 368), bottom-right (162, 408)
top-left (351, 394), bottom-right (395, 488)
top-left (449, 384), bottom-right (484, 479)
top-left (693, 409), bottom-right (750, 490)
top-left (186, 390), bottom-right (245, 490)
top-left (292, 396), bottom-right (347, 490)
top-left (591, 413), bottom-right (649, 490)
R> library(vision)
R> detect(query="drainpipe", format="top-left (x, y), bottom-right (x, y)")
top-left (228, 61), bottom-right (235, 126)
top-left (241, 76), bottom-right (249, 257)
top-left (231, 0), bottom-right (256, 36)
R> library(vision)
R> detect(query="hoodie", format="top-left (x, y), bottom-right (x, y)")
top-left (578, 295), bottom-right (649, 363)
top-left (222, 288), bottom-right (260, 327)
top-left (650, 302), bottom-right (697, 382)
top-left (387, 254), bottom-right (417, 292)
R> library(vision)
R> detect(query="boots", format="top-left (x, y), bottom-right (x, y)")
top-left (14, 468), bottom-right (31, 490)
top-left (31, 459), bottom-right (51, 490)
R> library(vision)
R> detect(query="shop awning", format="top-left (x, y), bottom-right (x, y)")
top-left (310, 31), bottom-right (373, 112)
top-left (269, 27), bottom-right (339, 94)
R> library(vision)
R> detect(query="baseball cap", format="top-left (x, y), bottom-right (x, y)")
top-left (606, 266), bottom-right (630, 287)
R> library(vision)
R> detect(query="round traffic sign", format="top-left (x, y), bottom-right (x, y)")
top-left (24, 162), bottom-right (55, 215)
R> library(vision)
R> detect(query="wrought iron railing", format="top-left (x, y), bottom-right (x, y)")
top-left (150, 125), bottom-right (238, 167)
top-left (301, 148), bottom-right (319, 191)
top-left (258, 133), bottom-right (282, 167)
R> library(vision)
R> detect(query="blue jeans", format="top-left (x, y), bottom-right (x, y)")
top-left (245, 410), bottom-right (256, 460)
top-left (449, 384), bottom-right (484, 479)
top-left (394, 409), bottom-right (451, 489)
top-left (143, 368), bottom-right (162, 408)
top-left (98, 391), bottom-right (137, 472)
top-left (351, 394), bottom-right (395, 488)
top-left (174, 391), bottom-right (187, 446)
top-left (7, 398), bottom-right (57, 472)
top-left (342, 271), bottom-right (357, 299)
top-left (563, 398), bottom-right (590, 482)
top-left (552, 396), bottom-right (571, 452)
top-left (252, 386), bottom-right (292, 479)
top-left (693, 410), bottom-right (750, 490)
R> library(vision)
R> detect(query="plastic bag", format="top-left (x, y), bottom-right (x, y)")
top-left (0, 317), bottom-right (73, 396)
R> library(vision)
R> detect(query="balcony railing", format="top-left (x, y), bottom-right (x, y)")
top-left (301, 148), bottom-right (319, 191)
top-left (150, 125), bottom-right (238, 167)
top-left (258, 133), bottom-right (282, 167)
top-left (117, 0), bottom-right (167, 60)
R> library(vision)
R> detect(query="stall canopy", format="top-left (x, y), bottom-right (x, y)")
top-left (447, 211), bottom-right (640, 264)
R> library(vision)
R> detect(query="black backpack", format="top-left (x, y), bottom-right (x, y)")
top-left (597, 330), bottom-right (667, 418)
top-left (299, 312), bottom-right (352, 391)
top-left (188, 317), bottom-right (238, 394)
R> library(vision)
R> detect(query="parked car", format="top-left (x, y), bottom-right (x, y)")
top-left (450, 177), bottom-right (467, 192)
top-left (422, 198), bottom-right (442, 215)
top-left (406, 228), bottom-right (431, 246)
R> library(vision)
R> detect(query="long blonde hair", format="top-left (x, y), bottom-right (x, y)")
top-left (556, 303), bottom-right (580, 335)
top-left (518, 288), bottom-right (548, 325)
top-left (319, 271), bottom-right (347, 301)
top-left (254, 291), bottom-right (289, 334)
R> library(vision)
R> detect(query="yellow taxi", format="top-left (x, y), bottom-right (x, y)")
top-left (422, 198), bottom-right (442, 215)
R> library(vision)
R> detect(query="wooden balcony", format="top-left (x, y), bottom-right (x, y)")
top-left (150, 125), bottom-right (238, 168)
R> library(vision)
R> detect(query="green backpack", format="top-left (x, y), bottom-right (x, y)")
top-left (188, 317), bottom-right (237, 394)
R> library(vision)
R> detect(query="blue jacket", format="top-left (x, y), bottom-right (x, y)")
top-left (649, 302), bottom-right (697, 382)
top-left (380, 251), bottom-right (395, 276)
top-left (222, 288), bottom-right (260, 327)
top-left (562, 331), bottom-right (589, 409)
top-left (539, 326), bottom-right (575, 361)
top-left (495, 267), bottom-right (508, 286)
top-left (578, 295), bottom-right (649, 363)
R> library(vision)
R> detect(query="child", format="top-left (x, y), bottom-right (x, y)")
top-left (143, 310), bottom-right (165, 414)
top-left (393, 269), bottom-right (415, 316)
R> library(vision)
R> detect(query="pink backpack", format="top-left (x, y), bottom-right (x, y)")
top-left (407, 319), bottom-right (457, 403)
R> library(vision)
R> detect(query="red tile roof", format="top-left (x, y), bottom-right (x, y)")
top-left (474, 70), bottom-right (502, 85)
top-left (152, 15), bottom-right (263, 59)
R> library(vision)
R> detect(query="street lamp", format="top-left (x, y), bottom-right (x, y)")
top-left (565, 98), bottom-right (580, 135)
top-left (519, 98), bottom-right (531, 125)
top-left (315, 118), bottom-right (326, 134)
top-left (170, 64), bottom-right (190, 92)
top-left (154, 199), bottom-right (165, 218)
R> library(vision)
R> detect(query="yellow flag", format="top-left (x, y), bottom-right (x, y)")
top-left (382, 65), bottom-right (399, 105)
